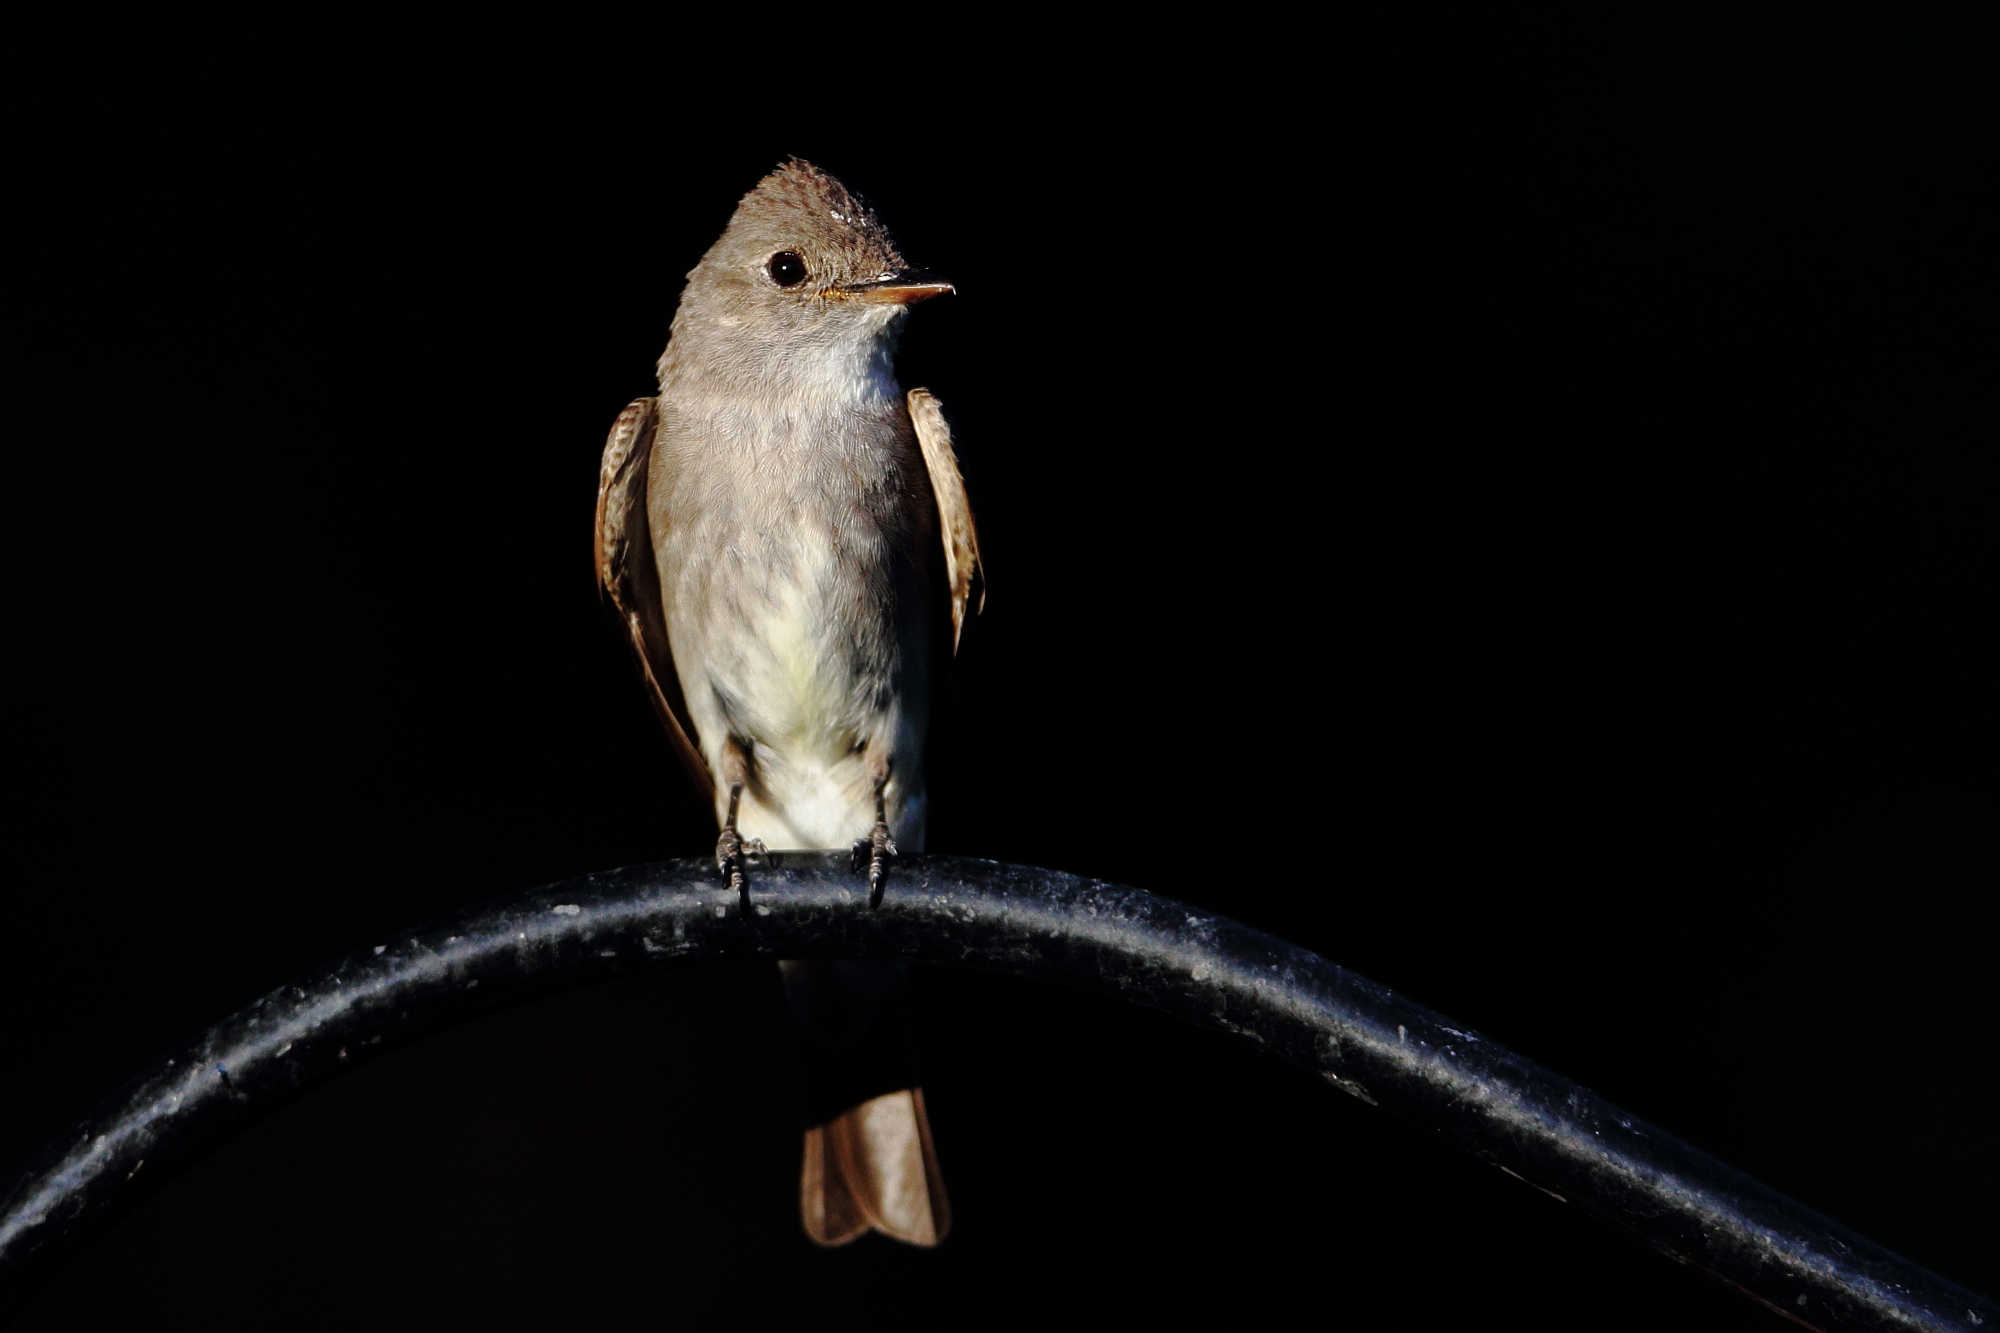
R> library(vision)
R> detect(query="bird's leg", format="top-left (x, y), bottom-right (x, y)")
top-left (716, 740), bottom-right (766, 913)
top-left (850, 766), bottom-right (898, 910)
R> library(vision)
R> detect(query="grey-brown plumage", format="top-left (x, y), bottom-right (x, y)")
top-left (594, 159), bottom-right (981, 1246)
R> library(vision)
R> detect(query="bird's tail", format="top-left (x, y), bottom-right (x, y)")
top-left (800, 1086), bottom-right (951, 1246)
top-left (778, 958), bottom-right (950, 1247)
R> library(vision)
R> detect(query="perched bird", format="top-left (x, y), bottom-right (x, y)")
top-left (594, 159), bottom-right (982, 1246)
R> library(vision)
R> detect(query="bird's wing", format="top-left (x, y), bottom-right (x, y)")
top-left (907, 388), bottom-right (985, 653)
top-left (595, 397), bottom-right (715, 803)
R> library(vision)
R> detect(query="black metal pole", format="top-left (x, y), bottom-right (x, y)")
top-left (2, 854), bottom-right (1990, 1330)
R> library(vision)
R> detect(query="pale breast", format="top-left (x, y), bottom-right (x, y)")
top-left (648, 398), bottom-right (938, 848)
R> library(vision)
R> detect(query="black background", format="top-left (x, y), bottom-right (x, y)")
top-left (10, 7), bottom-right (1991, 1328)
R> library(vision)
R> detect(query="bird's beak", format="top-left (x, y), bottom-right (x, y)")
top-left (833, 270), bottom-right (955, 304)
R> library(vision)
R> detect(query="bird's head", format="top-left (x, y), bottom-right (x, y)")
top-left (672, 159), bottom-right (951, 367)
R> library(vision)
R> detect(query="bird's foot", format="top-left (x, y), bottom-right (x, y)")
top-left (717, 827), bottom-right (767, 912)
top-left (850, 822), bottom-right (899, 909)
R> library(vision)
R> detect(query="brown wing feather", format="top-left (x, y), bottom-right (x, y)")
top-left (906, 388), bottom-right (985, 652)
top-left (595, 397), bottom-right (715, 802)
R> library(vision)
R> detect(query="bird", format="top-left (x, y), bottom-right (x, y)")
top-left (593, 158), bottom-right (982, 1247)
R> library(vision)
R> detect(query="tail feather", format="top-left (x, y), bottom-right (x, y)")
top-left (799, 1118), bottom-right (873, 1246)
top-left (800, 1088), bottom-right (951, 1247)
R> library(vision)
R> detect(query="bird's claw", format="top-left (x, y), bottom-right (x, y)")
top-left (850, 822), bottom-right (898, 909)
top-left (717, 828), bottom-right (767, 913)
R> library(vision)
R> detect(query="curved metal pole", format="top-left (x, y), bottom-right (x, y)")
top-left (2, 854), bottom-right (1989, 1330)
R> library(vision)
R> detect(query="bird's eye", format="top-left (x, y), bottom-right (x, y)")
top-left (767, 251), bottom-right (808, 287)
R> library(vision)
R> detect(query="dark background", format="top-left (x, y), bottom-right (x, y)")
top-left (10, 7), bottom-right (1991, 1328)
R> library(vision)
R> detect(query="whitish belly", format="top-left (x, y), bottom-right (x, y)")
top-left (727, 604), bottom-right (876, 845)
